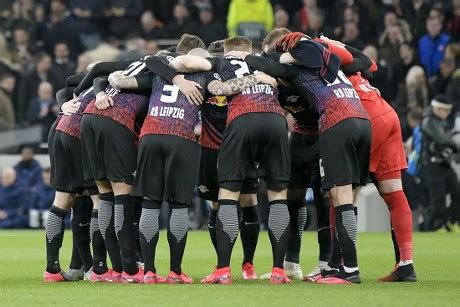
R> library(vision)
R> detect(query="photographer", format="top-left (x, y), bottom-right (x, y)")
top-left (421, 95), bottom-right (460, 231)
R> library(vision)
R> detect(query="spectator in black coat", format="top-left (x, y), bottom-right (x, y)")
top-left (70, 0), bottom-right (108, 47)
top-left (16, 53), bottom-right (59, 123)
top-left (401, 0), bottom-right (431, 42)
top-left (106, 0), bottom-right (143, 39)
top-left (187, 4), bottom-right (227, 46)
top-left (166, 3), bottom-right (192, 39)
top-left (51, 42), bottom-right (76, 90)
top-left (42, 0), bottom-right (83, 61)
top-left (8, 26), bottom-right (40, 70)
top-left (391, 42), bottom-right (420, 99)
top-left (14, 146), bottom-right (43, 192)
top-left (27, 81), bottom-right (59, 142)
top-left (29, 168), bottom-right (54, 228)
top-left (0, 168), bottom-right (31, 229)
top-left (140, 11), bottom-right (166, 40)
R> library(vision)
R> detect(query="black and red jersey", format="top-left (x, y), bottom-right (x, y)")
top-left (200, 96), bottom-right (227, 149)
top-left (278, 85), bottom-right (319, 136)
top-left (83, 56), bottom-right (151, 134)
top-left (141, 56), bottom-right (219, 142)
top-left (56, 87), bottom-right (95, 139)
top-left (208, 56), bottom-right (284, 125)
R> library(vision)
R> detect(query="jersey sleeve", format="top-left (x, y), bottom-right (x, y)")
top-left (145, 55), bottom-right (179, 83)
top-left (245, 54), bottom-right (295, 78)
top-left (93, 76), bottom-right (109, 94)
top-left (203, 71), bottom-right (222, 98)
top-left (134, 72), bottom-right (155, 90)
top-left (74, 60), bottom-right (129, 95)
top-left (65, 74), bottom-right (85, 88)
top-left (56, 87), bottom-right (75, 109)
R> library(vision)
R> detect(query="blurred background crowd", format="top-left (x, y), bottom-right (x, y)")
top-left (0, 0), bottom-right (459, 230)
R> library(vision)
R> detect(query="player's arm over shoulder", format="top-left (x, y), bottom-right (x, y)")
top-left (170, 55), bottom-right (213, 72)
top-left (207, 72), bottom-right (259, 96)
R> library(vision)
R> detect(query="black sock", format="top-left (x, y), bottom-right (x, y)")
top-left (98, 192), bottom-right (123, 273)
top-left (391, 228), bottom-right (400, 263)
top-left (285, 200), bottom-right (306, 264)
top-left (70, 197), bottom-right (93, 271)
top-left (68, 235), bottom-right (83, 270)
top-left (335, 204), bottom-right (358, 270)
top-left (207, 208), bottom-right (218, 253)
top-left (167, 203), bottom-right (189, 274)
top-left (139, 200), bottom-right (161, 274)
top-left (315, 189), bottom-right (332, 262)
top-left (240, 206), bottom-right (260, 265)
top-left (268, 200), bottom-right (290, 269)
top-left (90, 209), bottom-right (108, 275)
top-left (216, 199), bottom-right (239, 268)
top-left (114, 194), bottom-right (139, 275)
top-left (45, 206), bottom-right (67, 273)
top-left (134, 199), bottom-right (144, 264)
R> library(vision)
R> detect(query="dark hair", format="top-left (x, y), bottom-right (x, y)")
top-left (207, 40), bottom-right (224, 55)
top-left (35, 52), bottom-right (51, 63)
top-left (43, 167), bottom-right (51, 173)
top-left (407, 109), bottom-right (422, 122)
top-left (176, 34), bottom-right (205, 54)
top-left (0, 73), bottom-right (15, 82)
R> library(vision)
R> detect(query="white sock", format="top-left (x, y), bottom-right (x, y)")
top-left (399, 260), bottom-right (413, 266)
top-left (343, 266), bottom-right (358, 273)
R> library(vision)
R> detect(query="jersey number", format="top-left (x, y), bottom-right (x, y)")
top-left (124, 60), bottom-right (146, 76)
top-left (326, 70), bottom-right (352, 87)
top-left (160, 84), bottom-right (179, 103)
top-left (230, 60), bottom-right (250, 78)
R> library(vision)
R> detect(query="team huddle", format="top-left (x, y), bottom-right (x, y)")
top-left (44, 28), bottom-right (416, 285)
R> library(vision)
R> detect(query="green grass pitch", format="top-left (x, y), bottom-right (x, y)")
top-left (0, 230), bottom-right (459, 306)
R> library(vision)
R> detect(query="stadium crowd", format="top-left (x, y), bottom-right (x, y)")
top-left (0, 0), bottom-right (458, 231)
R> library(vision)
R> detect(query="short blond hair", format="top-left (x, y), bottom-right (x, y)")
top-left (223, 36), bottom-right (252, 53)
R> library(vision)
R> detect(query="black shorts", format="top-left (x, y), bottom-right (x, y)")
top-left (81, 114), bottom-right (137, 185)
top-left (218, 113), bottom-right (290, 191)
top-left (132, 134), bottom-right (199, 206)
top-left (319, 118), bottom-right (371, 190)
top-left (198, 147), bottom-right (259, 201)
top-left (288, 132), bottom-right (321, 189)
top-left (51, 131), bottom-right (93, 194)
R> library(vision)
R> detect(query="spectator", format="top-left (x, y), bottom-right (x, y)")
top-left (69, 0), bottom-right (107, 48)
top-left (75, 52), bottom-right (92, 74)
top-left (0, 168), bottom-right (30, 229)
top-left (115, 38), bottom-right (146, 60)
top-left (429, 58), bottom-right (455, 96)
top-left (391, 42), bottom-right (420, 98)
top-left (396, 65), bottom-right (430, 119)
top-left (51, 42), bottom-right (76, 90)
top-left (145, 39), bottom-right (160, 55)
top-left (189, 4), bottom-right (227, 46)
top-left (420, 95), bottom-right (460, 231)
top-left (418, 16), bottom-right (451, 77)
top-left (42, 0), bottom-right (83, 60)
top-left (379, 24), bottom-right (406, 69)
top-left (446, 64), bottom-right (460, 124)
top-left (401, 0), bottom-right (431, 42)
top-left (106, 0), bottom-right (143, 39)
top-left (448, 0), bottom-right (460, 41)
top-left (14, 146), bottom-right (43, 191)
top-left (140, 11), bottom-right (166, 40)
top-left (16, 53), bottom-right (58, 124)
top-left (305, 7), bottom-right (325, 39)
top-left (165, 3), bottom-right (192, 39)
top-left (379, 10), bottom-right (413, 43)
top-left (8, 26), bottom-right (39, 70)
top-left (0, 73), bottom-right (16, 132)
top-left (29, 167), bottom-right (54, 228)
top-left (274, 8), bottom-right (289, 29)
top-left (227, 0), bottom-right (274, 42)
top-left (363, 45), bottom-right (391, 101)
top-left (26, 81), bottom-right (58, 142)
top-left (342, 21), bottom-right (366, 51)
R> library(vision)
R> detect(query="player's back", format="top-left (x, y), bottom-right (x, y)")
top-left (288, 66), bottom-right (368, 133)
top-left (347, 73), bottom-right (394, 120)
top-left (200, 96), bottom-right (228, 149)
top-left (211, 55), bottom-right (283, 124)
top-left (141, 72), bottom-right (211, 142)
